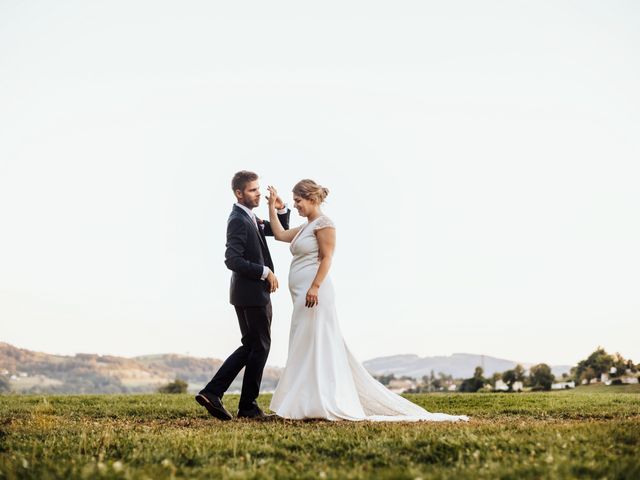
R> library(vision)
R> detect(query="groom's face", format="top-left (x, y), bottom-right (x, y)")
top-left (236, 180), bottom-right (261, 209)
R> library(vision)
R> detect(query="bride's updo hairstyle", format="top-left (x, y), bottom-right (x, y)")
top-left (292, 179), bottom-right (329, 204)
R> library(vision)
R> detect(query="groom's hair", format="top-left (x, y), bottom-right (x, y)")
top-left (231, 170), bottom-right (258, 193)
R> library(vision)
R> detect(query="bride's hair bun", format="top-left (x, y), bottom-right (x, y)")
top-left (293, 179), bottom-right (329, 204)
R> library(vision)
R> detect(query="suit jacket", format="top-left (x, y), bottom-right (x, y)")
top-left (225, 204), bottom-right (291, 306)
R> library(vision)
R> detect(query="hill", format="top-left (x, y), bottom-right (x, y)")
top-left (363, 353), bottom-right (573, 379)
top-left (0, 342), bottom-right (281, 394)
top-left (1, 342), bottom-right (574, 394)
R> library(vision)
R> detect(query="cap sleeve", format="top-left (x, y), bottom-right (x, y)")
top-left (313, 216), bottom-right (335, 232)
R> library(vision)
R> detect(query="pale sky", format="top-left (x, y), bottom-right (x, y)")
top-left (1, 1), bottom-right (639, 368)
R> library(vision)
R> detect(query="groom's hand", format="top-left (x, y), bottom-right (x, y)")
top-left (267, 185), bottom-right (285, 210)
top-left (266, 270), bottom-right (279, 293)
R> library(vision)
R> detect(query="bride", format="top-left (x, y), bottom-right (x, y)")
top-left (265, 179), bottom-right (468, 422)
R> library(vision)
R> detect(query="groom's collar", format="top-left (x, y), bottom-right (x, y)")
top-left (234, 202), bottom-right (255, 219)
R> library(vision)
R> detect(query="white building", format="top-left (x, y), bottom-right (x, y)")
top-left (551, 381), bottom-right (575, 390)
top-left (494, 379), bottom-right (509, 391)
top-left (620, 376), bottom-right (639, 384)
top-left (492, 379), bottom-right (523, 392)
top-left (387, 378), bottom-right (417, 394)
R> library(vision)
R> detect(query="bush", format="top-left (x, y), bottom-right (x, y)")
top-left (157, 378), bottom-right (188, 394)
top-left (529, 363), bottom-right (554, 391)
top-left (0, 376), bottom-right (10, 393)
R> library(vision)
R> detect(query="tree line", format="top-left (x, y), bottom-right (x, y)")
top-left (378, 347), bottom-right (638, 394)
top-left (454, 347), bottom-right (637, 392)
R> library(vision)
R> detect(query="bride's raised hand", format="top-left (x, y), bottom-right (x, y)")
top-left (267, 185), bottom-right (285, 210)
top-left (266, 186), bottom-right (278, 210)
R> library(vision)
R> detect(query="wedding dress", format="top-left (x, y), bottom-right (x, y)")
top-left (269, 215), bottom-right (469, 422)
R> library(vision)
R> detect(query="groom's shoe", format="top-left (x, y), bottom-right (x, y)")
top-left (195, 392), bottom-right (233, 421)
top-left (237, 406), bottom-right (277, 421)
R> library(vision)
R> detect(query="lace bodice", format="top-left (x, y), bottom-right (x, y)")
top-left (313, 215), bottom-right (335, 232)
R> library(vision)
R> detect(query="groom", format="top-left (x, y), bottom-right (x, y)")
top-left (196, 170), bottom-right (290, 420)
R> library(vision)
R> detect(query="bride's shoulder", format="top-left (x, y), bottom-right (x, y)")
top-left (313, 215), bottom-right (336, 232)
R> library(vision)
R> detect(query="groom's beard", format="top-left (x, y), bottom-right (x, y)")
top-left (240, 198), bottom-right (259, 209)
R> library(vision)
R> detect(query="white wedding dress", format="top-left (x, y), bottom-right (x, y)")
top-left (270, 215), bottom-right (469, 422)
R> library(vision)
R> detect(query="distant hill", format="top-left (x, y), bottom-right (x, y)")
top-left (0, 342), bottom-right (281, 394)
top-left (363, 353), bottom-right (573, 379)
top-left (0, 342), bottom-right (573, 394)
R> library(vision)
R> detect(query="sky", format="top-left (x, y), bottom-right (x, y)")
top-left (1, 1), bottom-right (639, 368)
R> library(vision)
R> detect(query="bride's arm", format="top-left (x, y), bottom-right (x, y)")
top-left (305, 226), bottom-right (336, 308)
top-left (267, 186), bottom-right (301, 242)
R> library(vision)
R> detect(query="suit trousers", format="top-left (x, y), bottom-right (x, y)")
top-left (202, 302), bottom-right (272, 411)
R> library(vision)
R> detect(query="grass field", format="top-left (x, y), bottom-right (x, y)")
top-left (1, 384), bottom-right (639, 479)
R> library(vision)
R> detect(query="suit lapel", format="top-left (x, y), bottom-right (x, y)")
top-left (233, 205), bottom-right (268, 250)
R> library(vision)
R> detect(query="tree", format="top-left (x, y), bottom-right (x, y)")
top-left (580, 367), bottom-right (597, 384)
top-left (0, 376), bottom-right (10, 394)
top-left (502, 364), bottom-right (525, 391)
top-left (459, 366), bottom-right (485, 393)
top-left (374, 374), bottom-right (395, 386)
top-left (610, 352), bottom-right (637, 377)
top-left (573, 347), bottom-right (613, 383)
top-left (529, 363), bottom-right (555, 391)
top-left (158, 378), bottom-right (188, 394)
top-left (431, 377), bottom-right (443, 391)
top-left (420, 371), bottom-right (436, 392)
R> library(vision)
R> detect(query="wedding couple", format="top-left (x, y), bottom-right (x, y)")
top-left (196, 170), bottom-right (469, 422)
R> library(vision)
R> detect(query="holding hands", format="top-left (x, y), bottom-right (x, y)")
top-left (266, 186), bottom-right (285, 211)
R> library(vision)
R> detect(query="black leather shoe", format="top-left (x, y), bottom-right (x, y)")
top-left (237, 407), bottom-right (276, 421)
top-left (195, 392), bottom-right (233, 421)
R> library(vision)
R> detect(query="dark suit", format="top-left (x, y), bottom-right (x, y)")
top-left (201, 204), bottom-right (290, 411)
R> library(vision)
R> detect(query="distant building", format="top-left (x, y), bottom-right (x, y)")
top-left (492, 379), bottom-right (522, 392)
top-left (388, 378), bottom-right (417, 394)
top-left (602, 372), bottom-right (639, 385)
top-left (551, 381), bottom-right (575, 390)
top-left (619, 376), bottom-right (639, 385)
top-left (581, 377), bottom-right (601, 385)
top-left (494, 379), bottom-right (509, 392)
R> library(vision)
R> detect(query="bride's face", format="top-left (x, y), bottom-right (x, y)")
top-left (293, 194), bottom-right (316, 217)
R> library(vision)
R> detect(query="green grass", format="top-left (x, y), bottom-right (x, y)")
top-left (1, 385), bottom-right (639, 479)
